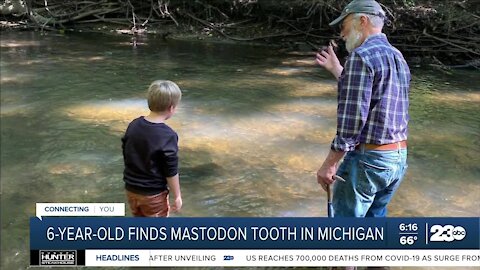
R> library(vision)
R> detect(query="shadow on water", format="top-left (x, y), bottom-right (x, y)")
top-left (1, 32), bottom-right (479, 269)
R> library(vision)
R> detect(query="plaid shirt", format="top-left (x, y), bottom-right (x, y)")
top-left (332, 33), bottom-right (411, 152)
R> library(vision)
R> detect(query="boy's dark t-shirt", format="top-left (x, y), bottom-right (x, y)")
top-left (122, 116), bottom-right (178, 195)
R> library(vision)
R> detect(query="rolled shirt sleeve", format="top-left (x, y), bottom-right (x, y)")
top-left (331, 52), bottom-right (373, 152)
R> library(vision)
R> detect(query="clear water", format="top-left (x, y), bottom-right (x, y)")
top-left (1, 31), bottom-right (479, 269)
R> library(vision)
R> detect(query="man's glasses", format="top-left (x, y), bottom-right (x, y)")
top-left (339, 15), bottom-right (355, 32)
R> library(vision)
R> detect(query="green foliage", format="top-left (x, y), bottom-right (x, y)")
top-left (402, 0), bottom-right (416, 7)
top-left (0, 0), bottom-right (27, 16)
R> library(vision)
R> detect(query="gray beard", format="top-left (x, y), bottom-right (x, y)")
top-left (346, 30), bottom-right (362, 53)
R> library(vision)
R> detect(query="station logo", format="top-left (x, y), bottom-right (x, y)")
top-left (224, 255), bottom-right (234, 261)
top-left (429, 225), bottom-right (466, 242)
top-left (40, 250), bottom-right (76, 265)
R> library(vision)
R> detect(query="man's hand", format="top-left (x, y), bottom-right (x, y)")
top-left (316, 150), bottom-right (346, 191)
top-left (316, 45), bottom-right (343, 80)
top-left (317, 163), bottom-right (337, 192)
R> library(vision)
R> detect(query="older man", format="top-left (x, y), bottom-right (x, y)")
top-left (316, 0), bottom-right (410, 217)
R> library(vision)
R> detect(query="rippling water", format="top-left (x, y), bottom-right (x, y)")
top-left (1, 31), bottom-right (479, 269)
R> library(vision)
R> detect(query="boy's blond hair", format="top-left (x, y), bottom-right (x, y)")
top-left (147, 80), bottom-right (182, 112)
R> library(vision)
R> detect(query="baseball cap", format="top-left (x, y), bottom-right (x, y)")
top-left (329, 0), bottom-right (386, 27)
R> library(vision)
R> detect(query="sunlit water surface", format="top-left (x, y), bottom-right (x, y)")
top-left (1, 32), bottom-right (479, 269)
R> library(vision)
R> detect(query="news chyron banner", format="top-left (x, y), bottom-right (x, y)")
top-left (31, 203), bottom-right (480, 267)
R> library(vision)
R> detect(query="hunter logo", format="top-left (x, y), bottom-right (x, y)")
top-left (40, 250), bottom-right (76, 265)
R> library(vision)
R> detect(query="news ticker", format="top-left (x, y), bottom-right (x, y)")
top-left (30, 216), bottom-right (479, 267)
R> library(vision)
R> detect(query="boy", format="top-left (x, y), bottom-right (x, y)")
top-left (122, 80), bottom-right (182, 217)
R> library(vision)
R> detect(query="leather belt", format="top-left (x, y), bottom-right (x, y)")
top-left (357, 140), bottom-right (407, 151)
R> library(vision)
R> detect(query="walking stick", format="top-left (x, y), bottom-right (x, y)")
top-left (327, 184), bottom-right (334, 218)
top-left (326, 175), bottom-right (346, 218)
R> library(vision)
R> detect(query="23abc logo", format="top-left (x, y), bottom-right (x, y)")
top-left (429, 225), bottom-right (466, 242)
top-left (223, 255), bottom-right (234, 261)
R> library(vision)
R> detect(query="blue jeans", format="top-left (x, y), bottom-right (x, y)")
top-left (333, 146), bottom-right (408, 217)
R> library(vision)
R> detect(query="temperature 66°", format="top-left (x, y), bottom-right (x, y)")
top-left (400, 236), bottom-right (417, 245)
